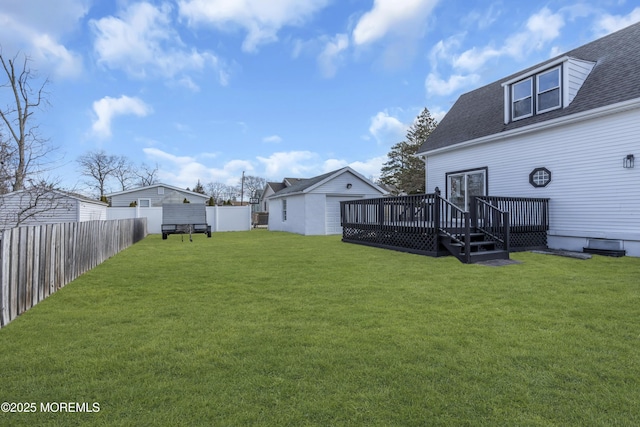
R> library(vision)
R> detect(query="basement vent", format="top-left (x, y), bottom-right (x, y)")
top-left (583, 239), bottom-right (625, 257)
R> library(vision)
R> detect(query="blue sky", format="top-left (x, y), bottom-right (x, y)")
top-left (1, 0), bottom-right (639, 194)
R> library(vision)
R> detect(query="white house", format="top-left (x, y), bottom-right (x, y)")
top-left (268, 167), bottom-right (387, 235)
top-left (0, 189), bottom-right (107, 230)
top-left (416, 22), bottom-right (640, 256)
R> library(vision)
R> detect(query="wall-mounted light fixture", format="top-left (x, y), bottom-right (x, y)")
top-left (624, 154), bottom-right (635, 169)
top-left (346, 183), bottom-right (353, 189)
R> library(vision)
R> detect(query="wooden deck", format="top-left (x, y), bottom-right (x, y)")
top-left (341, 193), bottom-right (549, 263)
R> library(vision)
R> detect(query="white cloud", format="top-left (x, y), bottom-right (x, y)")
top-left (429, 107), bottom-right (447, 123)
top-left (317, 33), bottom-right (350, 78)
top-left (90, 2), bottom-right (227, 85)
top-left (452, 7), bottom-right (565, 72)
top-left (92, 95), bottom-right (152, 139)
top-left (429, 34), bottom-right (464, 69)
top-left (368, 111), bottom-right (408, 145)
top-left (178, 0), bottom-right (330, 52)
top-left (352, 0), bottom-right (439, 46)
top-left (256, 151), bottom-right (320, 178)
top-left (143, 147), bottom-right (252, 187)
top-left (0, 0), bottom-right (87, 79)
top-left (263, 135), bottom-right (283, 143)
top-left (595, 7), bottom-right (640, 36)
top-left (425, 72), bottom-right (480, 96)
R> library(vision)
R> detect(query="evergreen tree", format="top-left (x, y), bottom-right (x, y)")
top-left (192, 180), bottom-right (206, 194)
top-left (379, 108), bottom-right (437, 195)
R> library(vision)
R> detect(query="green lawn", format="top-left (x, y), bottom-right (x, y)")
top-left (1, 230), bottom-right (639, 426)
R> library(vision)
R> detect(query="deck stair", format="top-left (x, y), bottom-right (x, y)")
top-left (436, 193), bottom-right (511, 264)
top-left (439, 230), bottom-right (509, 263)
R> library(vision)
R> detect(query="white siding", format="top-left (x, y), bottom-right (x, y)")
top-left (267, 195), bottom-right (307, 235)
top-left (78, 201), bottom-right (107, 221)
top-left (314, 170), bottom-right (377, 195)
top-left (565, 58), bottom-right (596, 105)
top-left (425, 107), bottom-right (640, 255)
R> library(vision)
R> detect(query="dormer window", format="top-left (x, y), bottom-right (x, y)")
top-left (512, 78), bottom-right (533, 120)
top-left (511, 66), bottom-right (561, 121)
top-left (536, 67), bottom-right (561, 113)
top-left (503, 57), bottom-right (594, 125)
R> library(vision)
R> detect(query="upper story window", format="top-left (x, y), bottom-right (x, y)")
top-left (503, 57), bottom-right (595, 125)
top-left (511, 66), bottom-right (561, 121)
top-left (536, 67), bottom-right (561, 113)
top-left (512, 78), bottom-right (533, 120)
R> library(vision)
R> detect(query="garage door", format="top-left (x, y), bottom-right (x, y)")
top-left (326, 197), bottom-right (359, 235)
top-left (325, 197), bottom-right (343, 234)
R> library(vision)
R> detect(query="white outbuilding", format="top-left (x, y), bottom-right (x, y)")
top-left (267, 167), bottom-right (387, 235)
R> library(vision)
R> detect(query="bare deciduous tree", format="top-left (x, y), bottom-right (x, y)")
top-left (0, 50), bottom-right (55, 192)
top-left (113, 156), bottom-right (136, 191)
top-left (77, 150), bottom-right (119, 198)
top-left (206, 181), bottom-right (226, 205)
top-left (135, 162), bottom-right (159, 187)
top-left (241, 175), bottom-right (266, 201)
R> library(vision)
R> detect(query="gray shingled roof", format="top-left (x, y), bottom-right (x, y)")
top-left (270, 170), bottom-right (338, 197)
top-left (419, 22), bottom-right (640, 153)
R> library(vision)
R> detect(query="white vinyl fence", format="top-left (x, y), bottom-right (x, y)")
top-left (107, 205), bottom-right (251, 234)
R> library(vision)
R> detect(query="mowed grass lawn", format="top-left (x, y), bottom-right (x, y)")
top-left (1, 230), bottom-right (639, 426)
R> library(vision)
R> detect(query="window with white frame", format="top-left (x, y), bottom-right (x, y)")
top-left (529, 168), bottom-right (551, 188)
top-left (282, 199), bottom-right (287, 221)
top-left (512, 78), bottom-right (533, 120)
top-left (511, 66), bottom-right (562, 121)
top-left (536, 67), bottom-right (561, 113)
top-left (138, 198), bottom-right (151, 207)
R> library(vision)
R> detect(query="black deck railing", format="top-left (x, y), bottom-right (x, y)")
top-left (341, 193), bottom-right (439, 233)
top-left (472, 197), bottom-right (510, 252)
top-left (341, 193), bottom-right (549, 255)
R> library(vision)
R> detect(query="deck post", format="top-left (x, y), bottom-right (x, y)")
top-left (463, 211), bottom-right (471, 264)
top-left (503, 211), bottom-right (510, 253)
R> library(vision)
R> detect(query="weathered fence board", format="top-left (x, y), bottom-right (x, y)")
top-left (0, 218), bottom-right (147, 328)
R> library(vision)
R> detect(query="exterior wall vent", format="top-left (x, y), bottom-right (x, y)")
top-left (583, 239), bottom-right (625, 257)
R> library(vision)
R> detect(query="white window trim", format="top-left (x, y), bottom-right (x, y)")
top-left (512, 77), bottom-right (533, 121)
top-left (138, 198), bottom-right (151, 208)
top-left (536, 66), bottom-right (562, 114)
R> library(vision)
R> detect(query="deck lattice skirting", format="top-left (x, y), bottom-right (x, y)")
top-left (341, 193), bottom-right (549, 259)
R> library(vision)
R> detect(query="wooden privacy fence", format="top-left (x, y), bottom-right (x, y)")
top-left (0, 218), bottom-right (147, 328)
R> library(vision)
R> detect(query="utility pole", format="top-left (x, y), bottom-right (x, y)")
top-left (240, 171), bottom-right (245, 206)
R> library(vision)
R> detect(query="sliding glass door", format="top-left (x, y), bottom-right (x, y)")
top-left (447, 169), bottom-right (486, 211)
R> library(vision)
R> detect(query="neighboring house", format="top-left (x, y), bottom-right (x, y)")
top-left (268, 167), bottom-right (387, 235)
top-left (0, 189), bottom-right (107, 230)
top-left (107, 183), bottom-right (209, 207)
top-left (416, 22), bottom-right (640, 256)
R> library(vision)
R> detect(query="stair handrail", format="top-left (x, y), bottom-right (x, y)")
top-left (474, 197), bottom-right (510, 253)
top-left (436, 193), bottom-right (471, 263)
